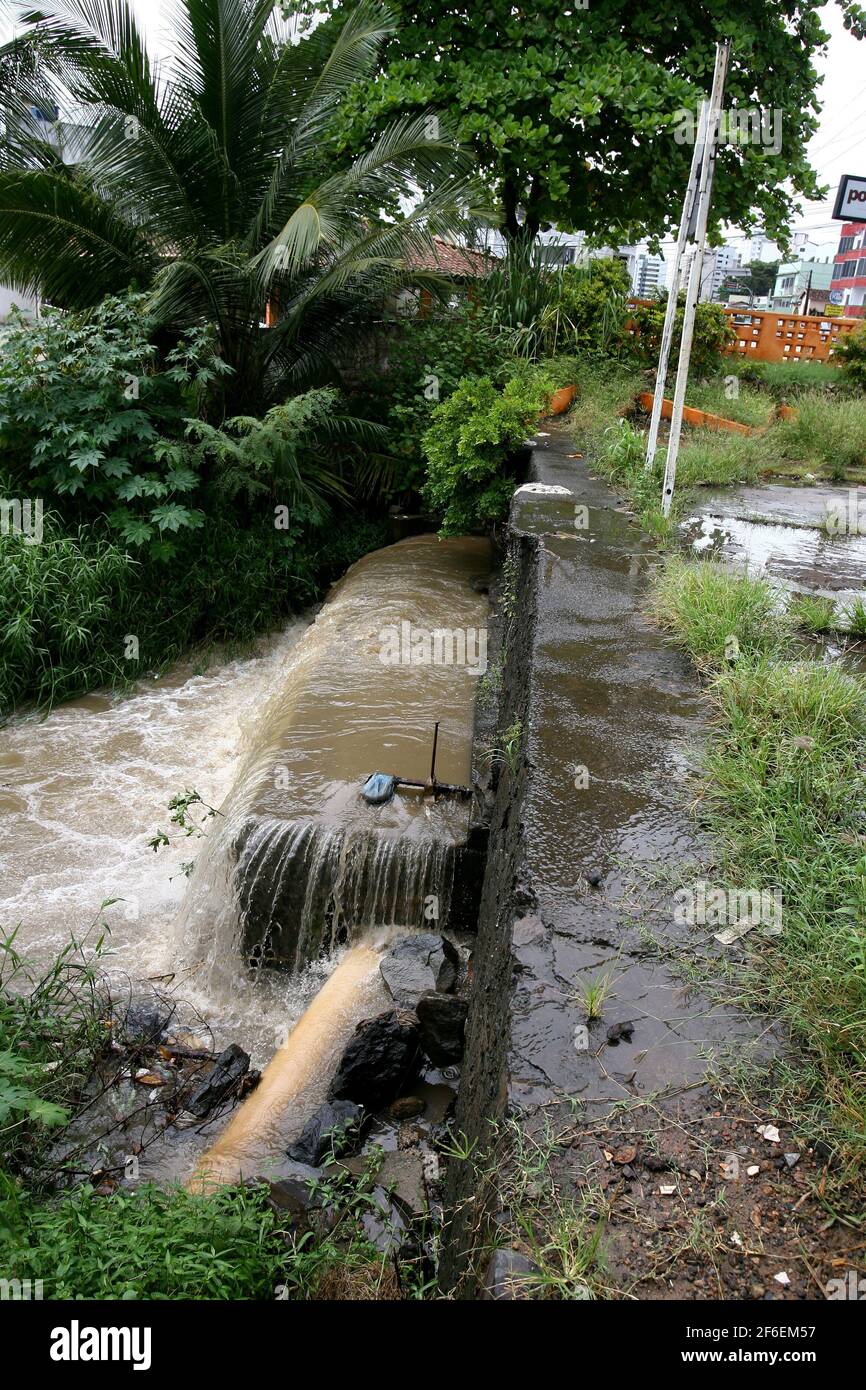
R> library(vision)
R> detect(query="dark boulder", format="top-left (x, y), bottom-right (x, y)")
top-left (267, 1160), bottom-right (339, 1239)
top-left (186, 1043), bottom-right (250, 1118)
top-left (286, 1099), bottom-right (364, 1166)
top-left (116, 993), bottom-right (174, 1047)
top-left (361, 1186), bottom-right (411, 1255)
top-left (379, 933), bottom-right (458, 1008)
top-left (416, 991), bottom-right (468, 1066)
top-left (329, 1010), bottom-right (422, 1111)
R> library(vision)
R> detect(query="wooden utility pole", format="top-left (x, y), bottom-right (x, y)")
top-left (658, 40), bottom-right (732, 516)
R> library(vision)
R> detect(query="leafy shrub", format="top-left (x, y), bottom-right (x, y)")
top-left (348, 301), bottom-right (510, 503)
top-left (0, 1179), bottom-right (291, 1299)
top-left (0, 296), bottom-right (229, 556)
top-left (629, 295), bottom-right (735, 378)
top-left (556, 257), bottom-right (631, 357)
top-left (836, 321), bottom-right (866, 392)
top-left (186, 387), bottom-right (384, 519)
top-left (422, 367), bottom-right (553, 536)
top-left (481, 248), bottom-right (630, 361)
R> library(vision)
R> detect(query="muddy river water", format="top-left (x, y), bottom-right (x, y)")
top-left (0, 536), bottom-right (489, 1078)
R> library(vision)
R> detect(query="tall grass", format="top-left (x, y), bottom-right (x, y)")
top-left (648, 558), bottom-right (790, 667)
top-left (0, 512), bottom-right (390, 718)
top-left (684, 380), bottom-right (772, 428)
top-left (0, 524), bottom-right (135, 713)
top-left (730, 358), bottom-right (847, 398)
top-left (650, 558), bottom-right (866, 1185)
top-left (775, 394), bottom-right (866, 479)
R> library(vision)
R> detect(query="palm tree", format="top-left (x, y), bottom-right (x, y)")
top-left (0, 0), bottom-right (478, 411)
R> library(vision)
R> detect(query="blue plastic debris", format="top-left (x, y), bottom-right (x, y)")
top-left (361, 772), bottom-right (397, 805)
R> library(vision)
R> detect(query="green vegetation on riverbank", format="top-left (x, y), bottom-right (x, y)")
top-left (650, 559), bottom-right (866, 1190)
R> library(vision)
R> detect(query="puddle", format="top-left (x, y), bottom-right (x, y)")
top-left (682, 484), bottom-right (866, 613)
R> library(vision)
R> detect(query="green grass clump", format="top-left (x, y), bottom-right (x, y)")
top-left (730, 358), bottom-right (844, 399)
top-left (566, 361), bottom-right (645, 443)
top-left (789, 593), bottom-right (838, 634)
top-left (0, 1178), bottom-right (292, 1300)
top-left (776, 394), bottom-right (866, 480)
top-left (684, 380), bottom-right (772, 428)
top-left (842, 597), bottom-right (866, 637)
top-left (701, 658), bottom-right (866, 1170)
top-left (649, 557), bottom-right (789, 668)
top-left (673, 431), bottom-right (776, 488)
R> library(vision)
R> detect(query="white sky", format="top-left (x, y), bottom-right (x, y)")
top-left (3, 0), bottom-right (865, 248)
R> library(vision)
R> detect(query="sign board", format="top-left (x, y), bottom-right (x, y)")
top-left (833, 174), bottom-right (866, 223)
top-left (829, 289), bottom-right (845, 305)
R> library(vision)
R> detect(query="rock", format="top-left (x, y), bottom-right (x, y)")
top-left (482, 1248), bottom-right (541, 1300)
top-left (379, 933), bottom-right (458, 1008)
top-left (286, 1099), bottom-right (364, 1166)
top-left (416, 991), bottom-right (468, 1066)
top-left (186, 1043), bottom-right (250, 1118)
top-left (388, 1096), bottom-right (425, 1121)
top-left (376, 1149), bottom-right (427, 1218)
top-left (268, 1161), bottom-right (339, 1239)
top-left (117, 995), bottom-right (174, 1047)
top-left (329, 1010), bottom-right (422, 1111)
top-left (606, 1020), bottom-right (634, 1045)
top-left (268, 1162), bottom-right (321, 1217)
top-left (361, 1186), bottom-right (410, 1255)
top-left (585, 868), bottom-right (604, 888)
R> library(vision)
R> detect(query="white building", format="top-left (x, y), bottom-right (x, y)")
top-left (699, 244), bottom-right (742, 301)
top-left (746, 229), bottom-right (780, 264)
top-left (0, 284), bottom-right (37, 321)
top-left (631, 250), bottom-right (667, 298)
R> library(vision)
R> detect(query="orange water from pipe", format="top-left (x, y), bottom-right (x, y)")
top-left (190, 941), bottom-right (384, 1191)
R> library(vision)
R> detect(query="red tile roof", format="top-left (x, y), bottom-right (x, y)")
top-left (405, 237), bottom-right (497, 278)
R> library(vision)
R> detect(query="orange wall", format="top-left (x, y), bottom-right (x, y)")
top-left (724, 308), bottom-right (858, 364)
top-left (627, 301), bottom-right (860, 365)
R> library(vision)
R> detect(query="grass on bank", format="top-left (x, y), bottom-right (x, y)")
top-left (0, 930), bottom-right (418, 1299)
top-left (567, 362), bottom-right (866, 542)
top-left (650, 558), bottom-right (866, 1188)
top-left (0, 512), bottom-right (390, 718)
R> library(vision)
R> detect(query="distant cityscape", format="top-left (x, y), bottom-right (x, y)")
top-left (478, 221), bottom-right (866, 321)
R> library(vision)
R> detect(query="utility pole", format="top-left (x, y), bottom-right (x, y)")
top-left (644, 98), bottom-right (709, 471)
top-left (802, 268), bottom-right (812, 317)
top-left (658, 39), bottom-right (732, 516)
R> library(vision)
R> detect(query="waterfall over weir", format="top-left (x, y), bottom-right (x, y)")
top-left (177, 535), bottom-right (490, 988)
top-left (235, 818), bottom-right (458, 972)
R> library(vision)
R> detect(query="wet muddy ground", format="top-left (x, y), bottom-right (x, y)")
top-left (465, 429), bottom-right (864, 1300)
top-left (680, 482), bottom-right (866, 612)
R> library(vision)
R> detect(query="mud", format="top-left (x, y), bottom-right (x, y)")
top-left (442, 430), bottom-right (859, 1300)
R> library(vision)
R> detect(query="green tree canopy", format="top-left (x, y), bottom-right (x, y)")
top-left (743, 259), bottom-right (783, 297)
top-left (293, 0), bottom-right (866, 245)
top-left (0, 0), bottom-right (477, 410)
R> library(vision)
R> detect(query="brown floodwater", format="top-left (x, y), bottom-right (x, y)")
top-left (175, 533), bottom-right (490, 995)
top-left (1, 535), bottom-right (489, 1073)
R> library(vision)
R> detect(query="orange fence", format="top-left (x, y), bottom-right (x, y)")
top-left (723, 308), bottom-right (858, 364)
top-left (627, 301), bottom-right (860, 365)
